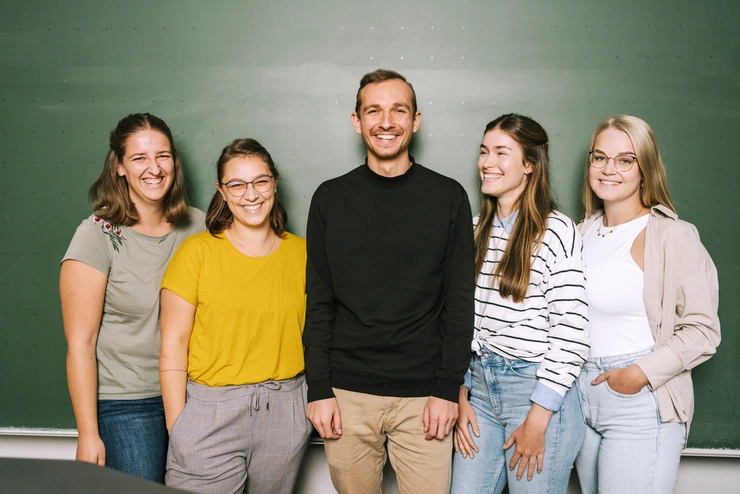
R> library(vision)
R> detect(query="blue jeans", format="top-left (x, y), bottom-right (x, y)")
top-left (98, 395), bottom-right (168, 483)
top-left (575, 349), bottom-right (686, 494)
top-left (451, 354), bottom-right (585, 494)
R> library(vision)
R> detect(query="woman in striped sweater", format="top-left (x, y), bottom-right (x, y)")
top-left (450, 114), bottom-right (589, 494)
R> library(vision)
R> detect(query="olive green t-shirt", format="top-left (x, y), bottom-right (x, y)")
top-left (62, 207), bottom-right (205, 400)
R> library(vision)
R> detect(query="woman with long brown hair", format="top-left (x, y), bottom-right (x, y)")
top-left (451, 114), bottom-right (588, 494)
top-left (61, 113), bottom-right (204, 482)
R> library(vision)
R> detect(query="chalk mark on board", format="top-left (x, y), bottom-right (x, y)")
top-left (8, 332), bottom-right (42, 358)
top-left (1, 254), bottom-right (30, 280)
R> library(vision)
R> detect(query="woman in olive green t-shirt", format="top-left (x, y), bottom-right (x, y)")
top-left (61, 113), bottom-right (204, 483)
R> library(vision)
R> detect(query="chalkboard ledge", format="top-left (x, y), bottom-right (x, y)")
top-left (0, 428), bottom-right (737, 457)
top-left (682, 448), bottom-right (740, 458)
top-left (0, 428), bottom-right (77, 437)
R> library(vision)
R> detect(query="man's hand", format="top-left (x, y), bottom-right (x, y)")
top-left (592, 364), bottom-right (649, 395)
top-left (423, 396), bottom-right (458, 440)
top-left (307, 398), bottom-right (343, 439)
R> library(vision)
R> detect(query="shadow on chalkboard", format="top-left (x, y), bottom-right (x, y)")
top-left (566, 145), bottom-right (591, 221)
top-left (180, 149), bottom-right (206, 209)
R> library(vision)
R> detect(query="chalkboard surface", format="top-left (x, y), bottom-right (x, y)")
top-left (1, 1), bottom-right (737, 450)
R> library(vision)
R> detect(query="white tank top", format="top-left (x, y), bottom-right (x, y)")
top-left (583, 214), bottom-right (653, 358)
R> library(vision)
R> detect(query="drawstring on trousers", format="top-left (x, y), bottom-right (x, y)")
top-left (247, 381), bottom-right (281, 415)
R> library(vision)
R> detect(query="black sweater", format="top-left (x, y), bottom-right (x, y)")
top-left (304, 161), bottom-right (475, 403)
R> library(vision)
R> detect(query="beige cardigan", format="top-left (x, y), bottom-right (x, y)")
top-left (580, 205), bottom-right (720, 432)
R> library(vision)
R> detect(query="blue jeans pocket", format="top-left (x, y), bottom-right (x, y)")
top-left (603, 381), bottom-right (652, 399)
top-left (505, 358), bottom-right (538, 380)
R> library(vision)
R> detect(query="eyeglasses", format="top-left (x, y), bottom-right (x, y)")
top-left (220, 175), bottom-right (274, 197)
top-left (588, 151), bottom-right (637, 172)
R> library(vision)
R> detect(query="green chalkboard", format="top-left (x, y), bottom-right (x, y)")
top-left (1, 1), bottom-right (737, 450)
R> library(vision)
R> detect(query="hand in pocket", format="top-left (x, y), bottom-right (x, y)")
top-left (592, 364), bottom-right (649, 395)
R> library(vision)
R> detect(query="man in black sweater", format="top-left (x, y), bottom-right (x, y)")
top-left (304, 69), bottom-right (474, 494)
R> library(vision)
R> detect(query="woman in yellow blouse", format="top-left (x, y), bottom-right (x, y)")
top-left (160, 138), bottom-right (311, 494)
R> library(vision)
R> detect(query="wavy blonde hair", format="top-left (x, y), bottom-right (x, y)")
top-left (582, 115), bottom-right (675, 218)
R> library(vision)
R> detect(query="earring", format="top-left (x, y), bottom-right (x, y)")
top-left (275, 188), bottom-right (278, 193)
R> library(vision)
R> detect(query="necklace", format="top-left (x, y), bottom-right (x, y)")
top-left (596, 207), bottom-right (645, 238)
top-left (228, 230), bottom-right (277, 257)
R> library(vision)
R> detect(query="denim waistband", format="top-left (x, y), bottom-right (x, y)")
top-left (475, 350), bottom-right (537, 362)
top-left (583, 348), bottom-right (653, 372)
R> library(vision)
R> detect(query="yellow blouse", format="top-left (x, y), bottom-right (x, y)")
top-left (162, 231), bottom-right (306, 386)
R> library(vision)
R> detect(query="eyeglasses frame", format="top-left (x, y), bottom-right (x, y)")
top-left (219, 175), bottom-right (275, 197)
top-left (588, 151), bottom-right (638, 172)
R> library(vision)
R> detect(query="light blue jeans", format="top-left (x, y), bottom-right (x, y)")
top-left (450, 353), bottom-right (585, 494)
top-left (575, 349), bottom-right (686, 494)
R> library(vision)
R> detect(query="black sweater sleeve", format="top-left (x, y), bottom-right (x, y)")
top-left (432, 185), bottom-right (475, 402)
top-left (303, 184), bottom-right (336, 402)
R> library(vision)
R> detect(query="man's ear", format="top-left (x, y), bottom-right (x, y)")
top-left (411, 111), bottom-right (422, 133)
top-left (351, 112), bottom-right (362, 135)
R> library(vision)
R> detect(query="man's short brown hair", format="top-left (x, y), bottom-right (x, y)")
top-left (355, 68), bottom-right (418, 114)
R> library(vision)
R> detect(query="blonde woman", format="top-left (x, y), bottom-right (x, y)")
top-left (575, 115), bottom-right (720, 493)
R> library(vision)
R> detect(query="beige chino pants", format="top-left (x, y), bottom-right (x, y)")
top-left (324, 388), bottom-right (453, 494)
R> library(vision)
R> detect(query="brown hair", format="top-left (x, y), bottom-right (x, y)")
top-left (355, 68), bottom-right (417, 114)
top-left (474, 114), bottom-right (555, 303)
top-left (88, 113), bottom-right (190, 226)
top-left (206, 138), bottom-right (287, 237)
top-left (582, 115), bottom-right (675, 218)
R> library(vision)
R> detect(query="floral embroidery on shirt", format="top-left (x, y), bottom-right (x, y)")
top-left (93, 216), bottom-right (125, 252)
